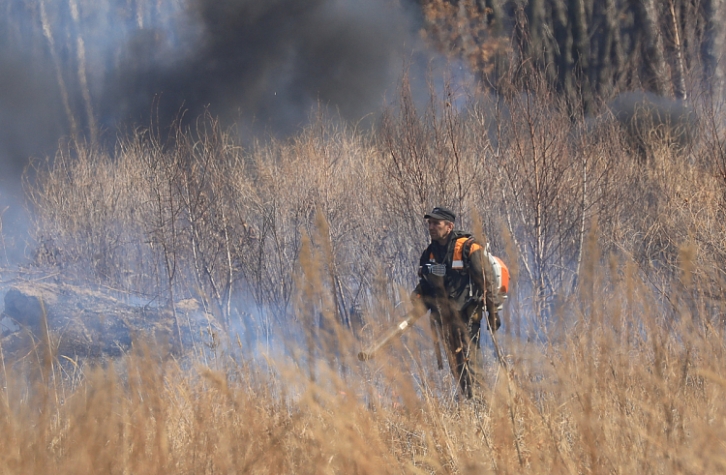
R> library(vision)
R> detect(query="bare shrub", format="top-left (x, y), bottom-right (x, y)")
top-left (1, 247), bottom-right (725, 474)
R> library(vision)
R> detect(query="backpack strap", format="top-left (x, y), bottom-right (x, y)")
top-left (452, 237), bottom-right (470, 269)
top-left (452, 236), bottom-right (483, 269)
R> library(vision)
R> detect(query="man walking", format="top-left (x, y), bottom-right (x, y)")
top-left (412, 206), bottom-right (501, 398)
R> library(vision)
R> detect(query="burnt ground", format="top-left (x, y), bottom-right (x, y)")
top-left (0, 269), bottom-right (220, 363)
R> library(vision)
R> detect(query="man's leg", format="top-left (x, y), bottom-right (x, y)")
top-left (440, 302), bottom-right (474, 399)
top-left (429, 312), bottom-right (445, 370)
top-left (464, 330), bottom-right (484, 399)
top-left (455, 325), bottom-right (473, 399)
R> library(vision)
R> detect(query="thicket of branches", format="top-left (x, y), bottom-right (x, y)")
top-left (4, 0), bottom-right (725, 140)
top-left (11, 109), bottom-right (726, 469)
top-left (6, 3), bottom-right (726, 472)
top-left (23, 75), bottom-right (726, 340)
top-left (420, 0), bottom-right (725, 113)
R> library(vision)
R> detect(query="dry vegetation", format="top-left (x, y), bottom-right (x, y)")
top-left (2, 81), bottom-right (726, 473)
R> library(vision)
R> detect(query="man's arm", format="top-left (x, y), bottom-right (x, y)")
top-left (412, 245), bottom-right (429, 297)
top-left (469, 246), bottom-right (502, 331)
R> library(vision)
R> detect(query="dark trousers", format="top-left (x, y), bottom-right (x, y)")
top-left (426, 297), bottom-right (481, 399)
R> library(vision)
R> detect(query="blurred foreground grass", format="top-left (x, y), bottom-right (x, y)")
top-left (1, 256), bottom-right (725, 475)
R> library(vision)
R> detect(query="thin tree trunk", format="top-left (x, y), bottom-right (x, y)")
top-left (573, 151), bottom-right (588, 292)
top-left (552, 0), bottom-right (574, 100)
top-left (69, 0), bottom-right (97, 144)
top-left (632, 0), bottom-right (670, 95)
top-left (481, 0), bottom-right (504, 34)
top-left (665, 0), bottom-right (687, 100)
top-left (479, 0), bottom-right (508, 88)
top-left (39, 0), bottom-right (79, 140)
top-left (526, 0), bottom-right (558, 86)
top-left (522, 0), bottom-right (549, 78)
top-left (702, 0), bottom-right (725, 95)
top-left (595, 0), bottom-right (624, 97)
top-left (570, 0), bottom-right (594, 113)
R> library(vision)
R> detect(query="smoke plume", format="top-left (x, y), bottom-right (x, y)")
top-left (0, 0), bottom-right (432, 260)
top-left (105, 0), bottom-right (428, 134)
top-left (0, 0), bottom-right (430, 175)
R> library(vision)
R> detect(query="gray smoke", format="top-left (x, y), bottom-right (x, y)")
top-left (0, 0), bottom-right (430, 169)
top-left (101, 0), bottom-right (429, 134)
top-left (608, 91), bottom-right (696, 160)
top-left (0, 0), bottom-right (433, 262)
top-left (0, 47), bottom-right (65, 260)
top-left (0, 49), bottom-right (64, 180)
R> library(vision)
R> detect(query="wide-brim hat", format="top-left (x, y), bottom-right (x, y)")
top-left (424, 207), bottom-right (455, 222)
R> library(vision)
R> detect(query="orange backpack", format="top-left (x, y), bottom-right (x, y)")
top-left (488, 253), bottom-right (510, 295)
top-left (455, 236), bottom-right (510, 296)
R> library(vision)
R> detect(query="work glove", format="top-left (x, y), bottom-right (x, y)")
top-left (469, 319), bottom-right (481, 345)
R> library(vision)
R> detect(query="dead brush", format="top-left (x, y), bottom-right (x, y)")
top-left (14, 70), bottom-right (726, 474)
top-left (2, 245), bottom-right (726, 473)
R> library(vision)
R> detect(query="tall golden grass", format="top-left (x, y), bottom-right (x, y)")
top-left (1, 252), bottom-right (725, 474)
top-left (6, 85), bottom-right (726, 473)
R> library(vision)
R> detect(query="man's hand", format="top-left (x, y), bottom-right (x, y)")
top-left (469, 304), bottom-right (483, 323)
top-left (469, 320), bottom-right (481, 344)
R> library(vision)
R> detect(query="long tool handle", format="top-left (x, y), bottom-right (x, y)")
top-left (357, 311), bottom-right (425, 361)
top-left (429, 314), bottom-right (444, 370)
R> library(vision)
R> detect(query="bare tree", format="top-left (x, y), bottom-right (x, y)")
top-left (701, 0), bottom-right (725, 95)
top-left (570, 0), bottom-right (594, 113)
top-left (593, 0), bottom-right (625, 98)
top-left (632, 0), bottom-right (669, 95)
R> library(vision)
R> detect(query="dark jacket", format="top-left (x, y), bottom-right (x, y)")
top-left (413, 230), bottom-right (501, 324)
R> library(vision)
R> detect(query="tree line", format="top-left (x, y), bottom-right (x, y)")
top-left (419, 0), bottom-right (724, 112)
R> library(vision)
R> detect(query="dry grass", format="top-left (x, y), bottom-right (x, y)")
top-left (9, 83), bottom-right (726, 473)
top-left (1, 260), bottom-right (725, 474)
